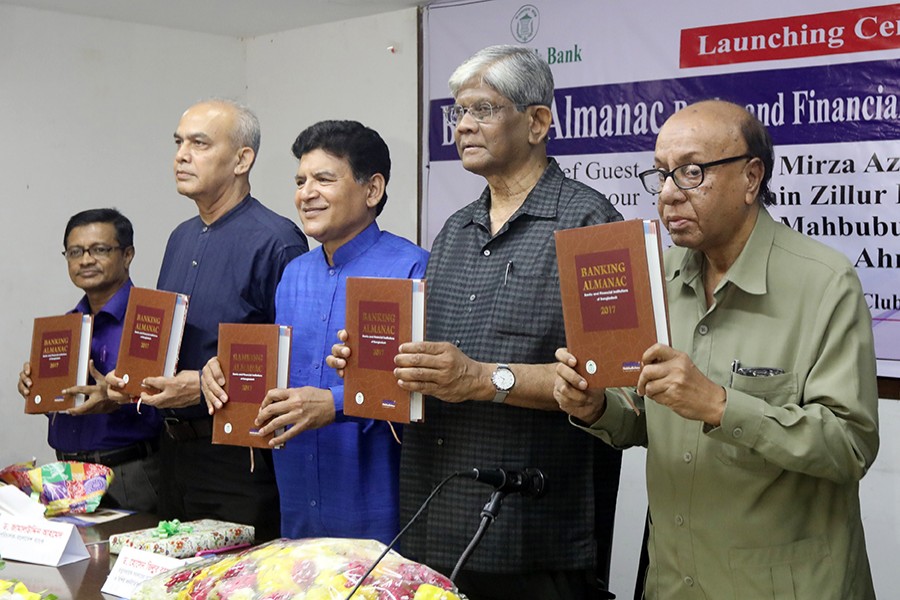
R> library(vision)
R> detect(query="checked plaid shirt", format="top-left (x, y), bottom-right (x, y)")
top-left (400, 159), bottom-right (624, 574)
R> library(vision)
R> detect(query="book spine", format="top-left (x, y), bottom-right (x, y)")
top-left (73, 314), bottom-right (93, 406)
top-left (163, 294), bottom-right (189, 376)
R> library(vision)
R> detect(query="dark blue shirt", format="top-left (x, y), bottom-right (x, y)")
top-left (273, 222), bottom-right (428, 543)
top-left (49, 279), bottom-right (164, 452)
top-left (157, 195), bottom-right (308, 419)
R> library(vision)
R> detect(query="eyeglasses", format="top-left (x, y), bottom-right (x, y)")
top-left (638, 154), bottom-right (753, 194)
top-left (62, 244), bottom-right (126, 261)
top-left (442, 102), bottom-right (529, 126)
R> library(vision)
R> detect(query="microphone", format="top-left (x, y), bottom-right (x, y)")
top-left (464, 467), bottom-right (547, 498)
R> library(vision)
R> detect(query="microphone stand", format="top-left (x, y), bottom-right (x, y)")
top-left (343, 472), bottom-right (459, 600)
top-left (450, 489), bottom-right (507, 582)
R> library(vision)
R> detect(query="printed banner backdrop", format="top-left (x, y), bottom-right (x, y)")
top-left (423, 0), bottom-right (900, 377)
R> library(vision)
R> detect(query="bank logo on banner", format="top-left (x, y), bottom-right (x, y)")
top-left (511, 5), bottom-right (539, 43)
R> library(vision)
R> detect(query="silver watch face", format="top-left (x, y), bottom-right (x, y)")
top-left (492, 367), bottom-right (515, 391)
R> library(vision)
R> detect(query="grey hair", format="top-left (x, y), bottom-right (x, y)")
top-left (202, 98), bottom-right (261, 157)
top-left (448, 45), bottom-right (554, 107)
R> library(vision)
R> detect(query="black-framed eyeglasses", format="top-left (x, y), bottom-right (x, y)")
top-left (442, 102), bottom-right (529, 126)
top-left (62, 244), bottom-right (126, 261)
top-left (638, 154), bottom-right (753, 195)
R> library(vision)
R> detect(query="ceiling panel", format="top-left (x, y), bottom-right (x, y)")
top-left (0, 0), bottom-right (428, 37)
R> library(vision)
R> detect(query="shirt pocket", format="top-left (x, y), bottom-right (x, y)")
top-left (491, 273), bottom-right (559, 339)
top-left (729, 535), bottom-right (833, 600)
top-left (730, 370), bottom-right (798, 407)
top-left (717, 371), bottom-right (798, 470)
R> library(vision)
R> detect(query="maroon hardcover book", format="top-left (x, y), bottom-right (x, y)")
top-left (344, 277), bottom-right (426, 423)
top-left (212, 323), bottom-right (291, 449)
top-left (26, 313), bottom-right (93, 414)
top-left (555, 219), bottom-right (670, 388)
top-left (115, 287), bottom-right (189, 397)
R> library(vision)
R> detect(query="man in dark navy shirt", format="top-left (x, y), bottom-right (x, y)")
top-left (107, 99), bottom-right (307, 540)
top-left (18, 208), bottom-right (162, 513)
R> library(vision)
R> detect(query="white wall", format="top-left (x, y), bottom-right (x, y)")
top-left (246, 8), bottom-right (420, 244)
top-left (0, 5), bottom-right (245, 467)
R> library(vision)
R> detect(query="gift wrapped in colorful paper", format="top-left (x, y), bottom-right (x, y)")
top-left (132, 537), bottom-right (464, 600)
top-left (0, 460), bottom-right (112, 517)
top-left (109, 519), bottom-right (255, 558)
top-left (0, 460), bottom-right (37, 491)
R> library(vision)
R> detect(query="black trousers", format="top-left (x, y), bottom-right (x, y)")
top-left (102, 452), bottom-right (162, 514)
top-left (157, 431), bottom-right (281, 542)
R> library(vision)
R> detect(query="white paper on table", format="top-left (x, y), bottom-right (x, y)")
top-left (0, 485), bottom-right (45, 520)
top-left (0, 515), bottom-right (89, 566)
top-left (102, 545), bottom-right (185, 599)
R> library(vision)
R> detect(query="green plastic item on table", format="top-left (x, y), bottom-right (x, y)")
top-left (152, 520), bottom-right (195, 539)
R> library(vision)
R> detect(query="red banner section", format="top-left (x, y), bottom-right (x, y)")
top-left (681, 4), bottom-right (900, 67)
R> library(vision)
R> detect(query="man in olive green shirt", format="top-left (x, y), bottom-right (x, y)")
top-left (555, 100), bottom-right (878, 599)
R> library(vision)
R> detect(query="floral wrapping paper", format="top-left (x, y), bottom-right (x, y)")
top-left (132, 537), bottom-right (465, 600)
top-left (109, 519), bottom-right (255, 558)
top-left (0, 460), bottom-right (111, 517)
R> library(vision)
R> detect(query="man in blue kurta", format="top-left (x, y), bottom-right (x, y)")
top-left (18, 208), bottom-right (162, 512)
top-left (202, 120), bottom-right (428, 543)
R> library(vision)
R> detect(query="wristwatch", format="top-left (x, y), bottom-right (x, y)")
top-left (491, 363), bottom-right (515, 403)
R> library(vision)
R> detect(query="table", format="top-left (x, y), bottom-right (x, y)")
top-left (1, 512), bottom-right (159, 600)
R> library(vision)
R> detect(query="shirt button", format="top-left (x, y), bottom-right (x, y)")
top-left (675, 515), bottom-right (684, 526)
top-left (683, 452), bottom-right (693, 463)
top-left (733, 427), bottom-right (744, 438)
top-left (191, 260), bottom-right (198, 267)
top-left (329, 269), bottom-right (335, 276)
top-left (307, 454), bottom-right (314, 461)
top-left (309, 500), bottom-right (317, 507)
top-left (698, 324), bottom-right (709, 335)
top-left (321, 314), bottom-right (327, 321)
top-left (483, 249), bottom-right (491, 257)
top-left (469, 294), bottom-right (476, 301)
top-left (202, 226), bottom-right (209, 233)
top-left (683, 576), bottom-right (694, 587)
top-left (436, 438), bottom-right (444, 446)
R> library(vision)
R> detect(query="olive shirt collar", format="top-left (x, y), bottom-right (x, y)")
top-left (669, 207), bottom-right (776, 298)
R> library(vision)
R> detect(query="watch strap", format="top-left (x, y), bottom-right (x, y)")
top-left (491, 363), bottom-right (513, 404)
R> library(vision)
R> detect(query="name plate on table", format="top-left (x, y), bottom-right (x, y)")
top-left (0, 516), bottom-right (89, 566)
top-left (102, 545), bottom-right (185, 598)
